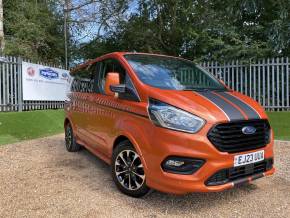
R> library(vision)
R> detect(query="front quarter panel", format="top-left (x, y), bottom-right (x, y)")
top-left (112, 116), bottom-right (153, 171)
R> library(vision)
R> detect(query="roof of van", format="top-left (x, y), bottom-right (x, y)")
top-left (70, 52), bottom-right (186, 74)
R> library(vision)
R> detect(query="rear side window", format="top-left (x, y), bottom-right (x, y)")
top-left (70, 67), bottom-right (93, 93)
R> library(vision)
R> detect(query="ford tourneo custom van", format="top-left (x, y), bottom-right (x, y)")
top-left (64, 52), bottom-right (275, 197)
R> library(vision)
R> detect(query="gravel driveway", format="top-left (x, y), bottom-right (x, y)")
top-left (0, 135), bottom-right (290, 218)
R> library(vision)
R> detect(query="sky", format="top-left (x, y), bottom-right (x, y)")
top-left (71, 0), bottom-right (139, 44)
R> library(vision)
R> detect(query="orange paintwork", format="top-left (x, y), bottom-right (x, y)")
top-left (64, 52), bottom-right (275, 194)
top-left (104, 72), bottom-right (120, 96)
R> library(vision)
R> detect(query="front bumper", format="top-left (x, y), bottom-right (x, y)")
top-left (140, 123), bottom-right (275, 194)
top-left (205, 158), bottom-right (274, 186)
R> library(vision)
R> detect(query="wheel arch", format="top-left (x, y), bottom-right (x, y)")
top-left (64, 117), bottom-right (76, 135)
top-left (64, 117), bottom-right (70, 128)
top-left (111, 133), bottom-right (149, 171)
top-left (113, 135), bottom-right (130, 150)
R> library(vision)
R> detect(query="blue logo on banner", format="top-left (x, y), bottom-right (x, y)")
top-left (39, 68), bottom-right (59, 80)
top-left (62, 72), bottom-right (68, 78)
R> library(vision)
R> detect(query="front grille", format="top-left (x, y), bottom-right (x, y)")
top-left (206, 158), bottom-right (273, 186)
top-left (207, 119), bottom-right (271, 153)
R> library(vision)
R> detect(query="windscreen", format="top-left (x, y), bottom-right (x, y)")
top-left (124, 54), bottom-right (227, 91)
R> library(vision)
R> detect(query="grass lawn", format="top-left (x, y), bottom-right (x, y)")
top-left (0, 110), bottom-right (64, 145)
top-left (0, 110), bottom-right (289, 145)
top-left (267, 112), bottom-right (290, 141)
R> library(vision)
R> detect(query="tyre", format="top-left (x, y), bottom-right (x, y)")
top-left (112, 140), bottom-right (150, 197)
top-left (65, 123), bottom-right (81, 152)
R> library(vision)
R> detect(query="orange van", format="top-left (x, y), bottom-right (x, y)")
top-left (64, 52), bottom-right (275, 197)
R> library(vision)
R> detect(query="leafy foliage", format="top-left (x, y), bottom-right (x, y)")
top-left (3, 0), bottom-right (65, 64)
top-left (2, 0), bottom-right (289, 64)
top-left (80, 0), bottom-right (290, 62)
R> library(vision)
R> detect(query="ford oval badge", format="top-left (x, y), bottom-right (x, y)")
top-left (242, 126), bottom-right (256, 135)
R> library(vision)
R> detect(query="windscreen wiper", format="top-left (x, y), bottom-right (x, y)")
top-left (183, 88), bottom-right (227, 92)
top-left (183, 88), bottom-right (211, 92)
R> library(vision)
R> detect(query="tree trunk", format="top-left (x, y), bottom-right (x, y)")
top-left (64, 0), bottom-right (69, 69)
top-left (0, 0), bottom-right (5, 53)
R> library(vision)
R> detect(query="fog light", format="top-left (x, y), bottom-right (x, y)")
top-left (162, 156), bottom-right (205, 175)
top-left (165, 160), bottom-right (185, 167)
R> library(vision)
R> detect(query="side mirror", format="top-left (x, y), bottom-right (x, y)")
top-left (105, 72), bottom-right (120, 96)
top-left (110, 84), bottom-right (126, 94)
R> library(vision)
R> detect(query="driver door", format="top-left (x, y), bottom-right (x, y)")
top-left (85, 59), bottom-right (136, 156)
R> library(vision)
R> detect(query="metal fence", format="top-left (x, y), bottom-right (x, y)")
top-left (201, 57), bottom-right (290, 111)
top-left (0, 56), bottom-right (64, 112)
top-left (0, 56), bottom-right (289, 112)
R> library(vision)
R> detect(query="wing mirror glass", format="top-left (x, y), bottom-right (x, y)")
top-left (110, 84), bottom-right (126, 94)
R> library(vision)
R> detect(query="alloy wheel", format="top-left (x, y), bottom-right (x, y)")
top-left (65, 125), bottom-right (72, 149)
top-left (115, 150), bottom-right (145, 191)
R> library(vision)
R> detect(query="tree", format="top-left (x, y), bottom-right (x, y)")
top-left (79, 0), bottom-right (290, 62)
top-left (3, 0), bottom-right (65, 64)
top-left (0, 0), bottom-right (4, 52)
top-left (62, 0), bottom-right (130, 65)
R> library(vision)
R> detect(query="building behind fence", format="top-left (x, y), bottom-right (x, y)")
top-left (0, 56), bottom-right (289, 112)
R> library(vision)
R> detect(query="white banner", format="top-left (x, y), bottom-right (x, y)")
top-left (22, 62), bottom-right (71, 101)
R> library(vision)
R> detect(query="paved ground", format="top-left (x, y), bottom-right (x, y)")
top-left (0, 135), bottom-right (290, 218)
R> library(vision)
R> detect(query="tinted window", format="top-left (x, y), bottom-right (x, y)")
top-left (96, 59), bottom-right (140, 101)
top-left (97, 59), bottom-right (126, 94)
top-left (70, 67), bottom-right (93, 93)
top-left (120, 75), bottom-right (140, 101)
top-left (124, 54), bottom-right (227, 91)
top-left (89, 62), bottom-right (101, 93)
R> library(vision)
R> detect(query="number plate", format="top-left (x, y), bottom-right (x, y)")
top-left (234, 150), bottom-right (264, 167)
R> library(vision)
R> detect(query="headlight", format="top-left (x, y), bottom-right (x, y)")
top-left (148, 98), bottom-right (205, 133)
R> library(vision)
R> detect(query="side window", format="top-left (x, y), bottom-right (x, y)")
top-left (96, 59), bottom-right (140, 101)
top-left (89, 62), bottom-right (101, 93)
top-left (98, 60), bottom-right (113, 94)
top-left (119, 75), bottom-right (140, 101)
top-left (97, 59), bottom-right (126, 94)
top-left (70, 67), bottom-right (93, 93)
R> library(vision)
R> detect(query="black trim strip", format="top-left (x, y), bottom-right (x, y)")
top-left (251, 173), bottom-right (264, 181)
top-left (198, 91), bottom-right (245, 121)
top-left (233, 173), bottom-right (264, 186)
top-left (219, 92), bottom-right (260, 119)
top-left (92, 101), bottom-right (148, 119)
top-left (110, 106), bottom-right (148, 118)
top-left (232, 177), bottom-right (249, 186)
